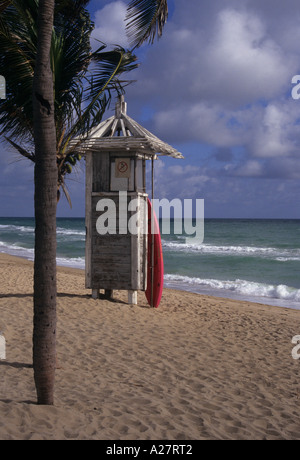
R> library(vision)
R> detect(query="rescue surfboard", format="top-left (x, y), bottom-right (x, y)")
top-left (146, 198), bottom-right (164, 308)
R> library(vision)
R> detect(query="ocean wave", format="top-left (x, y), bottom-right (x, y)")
top-left (56, 256), bottom-right (85, 269)
top-left (162, 240), bottom-right (300, 261)
top-left (0, 242), bottom-right (85, 269)
top-left (275, 257), bottom-right (300, 262)
top-left (0, 242), bottom-right (34, 260)
top-left (0, 224), bottom-right (85, 238)
top-left (56, 227), bottom-right (85, 237)
top-left (164, 274), bottom-right (300, 303)
top-left (0, 224), bottom-right (34, 233)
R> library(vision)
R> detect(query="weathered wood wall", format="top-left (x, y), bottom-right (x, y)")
top-left (85, 151), bottom-right (147, 291)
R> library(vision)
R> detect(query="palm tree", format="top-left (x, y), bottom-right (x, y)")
top-left (0, 0), bottom-right (169, 196)
top-left (0, 0), bottom-right (138, 203)
top-left (0, 0), bottom-right (169, 405)
top-left (1, 0), bottom-right (139, 406)
top-left (32, 0), bottom-right (57, 406)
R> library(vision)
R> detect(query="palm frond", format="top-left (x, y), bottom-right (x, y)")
top-left (0, 0), bottom-right (12, 14)
top-left (0, 0), bottom-right (38, 141)
top-left (0, 0), bottom-right (140, 206)
top-left (60, 180), bottom-right (72, 208)
top-left (61, 45), bottom-right (138, 145)
top-left (4, 137), bottom-right (35, 161)
top-left (126, 0), bottom-right (168, 48)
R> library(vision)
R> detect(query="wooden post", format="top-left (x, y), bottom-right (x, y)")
top-left (128, 290), bottom-right (138, 305)
top-left (151, 156), bottom-right (155, 308)
top-left (104, 289), bottom-right (113, 300)
top-left (0, 333), bottom-right (6, 360)
top-left (92, 289), bottom-right (99, 300)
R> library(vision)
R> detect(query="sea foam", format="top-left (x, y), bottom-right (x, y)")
top-left (164, 274), bottom-right (300, 303)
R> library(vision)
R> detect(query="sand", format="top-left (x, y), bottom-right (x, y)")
top-left (0, 252), bottom-right (299, 440)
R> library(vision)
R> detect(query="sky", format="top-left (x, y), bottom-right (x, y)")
top-left (1, 0), bottom-right (300, 218)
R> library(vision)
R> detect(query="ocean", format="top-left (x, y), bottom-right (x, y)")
top-left (0, 217), bottom-right (299, 310)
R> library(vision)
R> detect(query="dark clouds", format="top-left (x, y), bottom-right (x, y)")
top-left (1, 0), bottom-right (300, 217)
top-left (120, 0), bottom-right (300, 216)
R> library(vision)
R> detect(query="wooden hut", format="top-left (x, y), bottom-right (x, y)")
top-left (71, 96), bottom-right (183, 304)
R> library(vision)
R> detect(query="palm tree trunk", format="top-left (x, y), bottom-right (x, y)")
top-left (32, 0), bottom-right (57, 406)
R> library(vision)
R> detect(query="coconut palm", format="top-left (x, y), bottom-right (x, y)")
top-left (32, 0), bottom-right (57, 406)
top-left (0, 0), bottom-right (140, 406)
top-left (0, 0), bottom-right (169, 406)
top-left (0, 0), bottom-right (138, 203)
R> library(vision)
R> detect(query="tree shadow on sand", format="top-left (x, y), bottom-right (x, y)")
top-left (0, 292), bottom-right (150, 307)
top-left (0, 361), bottom-right (32, 369)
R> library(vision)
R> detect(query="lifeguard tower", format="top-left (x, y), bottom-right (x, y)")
top-left (73, 96), bottom-right (183, 305)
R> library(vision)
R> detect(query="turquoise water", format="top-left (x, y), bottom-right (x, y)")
top-left (0, 217), bottom-right (299, 309)
top-left (163, 219), bottom-right (300, 309)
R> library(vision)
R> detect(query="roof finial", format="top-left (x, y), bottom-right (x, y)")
top-left (116, 95), bottom-right (127, 118)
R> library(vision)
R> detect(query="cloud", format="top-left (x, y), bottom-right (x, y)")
top-left (150, 160), bottom-right (213, 200)
top-left (149, 156), bottom-right (300, 218)
top-left (204, 8), bottom-right (292, 105)
top-left (2, 0), bottom-right (299, 217)
top-left (91, 1), bottom-right (129, 48)
top-left (151, 103), bottom-right (239, 146)
top-left (128, 4), bottom-right (295, 106)
top-left (124, 0), bottom-right (300, 183)
top-left (248, 102), bottom-right (300, 159)
top-left (234, 160), bottom-right (264, 177)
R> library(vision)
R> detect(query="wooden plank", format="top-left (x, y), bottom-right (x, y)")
top-left (91, 194), bottom-right (133, 237)
top-left (92, 244), bottom-right (130, 255)
top-left (130, 194), bottom-right (142, 290)
top-left (131, 233), bottom-right (139, 290)
top-left (92, 281), bottom-right (132, 291)
top-left (91, 191), bottom-right (148, 197)
top-left (92, 152), bottom-right (110, 192)
top-left (92, 257), bottom-right (130, 269)
top-left (89, 191), bottom-right (148, 291)
top-left (92, 193), bottom-right (130, 211)
top-left (128, 290), bottom-right (138, 305)
top-left (104, 290), bottom-right (114, 299)
top-left (85, 153), bottom-right (92, 288)
top-left (92, 271), bottom-right (130, 280)
top-left (92, 254), bottom-right (131, 266)
top-left (141, 219), bottom-right (147, 291)
top-left (92, 273), bottom-right (131, 283)
top-left (92, 235), bottom-right (131, 247)
top-left (92, 289), bottom-right (99, 300)
top-left (110, 119), bottom-right (118, 137)
top-left (91, 269), bottom-right (131, 286)
top-left (91, 254), bottom-right (131, 265)
top-left (91, 265), bottom-right (130, 275)
top-left (90, 116), bottom-right (114, 138)
top-left (120, 118), bottom-right (127, 137)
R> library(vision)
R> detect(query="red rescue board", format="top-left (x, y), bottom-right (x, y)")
top-left (145, 198), bottom-right (164, 308)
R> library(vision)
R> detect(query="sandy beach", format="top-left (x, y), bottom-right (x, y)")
top-left (0, 252), bottom-right (299, 440)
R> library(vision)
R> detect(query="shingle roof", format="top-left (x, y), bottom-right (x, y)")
top-left (69, 97), bottom-right (183, 159)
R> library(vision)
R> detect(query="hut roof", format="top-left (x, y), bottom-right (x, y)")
top-left (69, 97), bottom-right (184, 159)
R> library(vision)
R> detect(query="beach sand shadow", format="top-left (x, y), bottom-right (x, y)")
top-left (0, 293), bottom-right (33, 299)
top-left (0, 398), bottom-right (36, 405)
top-left (0, 291), bottom-right (152, 308)
top-left (0, 361), bottom-right (32, 369)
